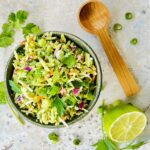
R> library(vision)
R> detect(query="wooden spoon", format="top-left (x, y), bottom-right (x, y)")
top-left (78, 0), bottom-right (139, 96)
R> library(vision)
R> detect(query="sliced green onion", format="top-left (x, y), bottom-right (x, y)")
top-left (73, 138), bottom-right (81, 145)
top-left (113, 23), bottom-right (122, 31)
top-left (48, 133), bottom-right (59, 144)
top-left (130, 38), bottom-right (138, 45)
top-left (125, 12), bottom-right (133, 20)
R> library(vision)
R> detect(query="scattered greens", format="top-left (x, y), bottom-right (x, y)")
top-left (48, 133), bottom-right (59, 144)
top-left (10, 32), bottom-right (97, 125)
top-left (9, 80), bottom-right (21, 94)
top-left (0, 10), bottom-right (28, 48)
top-left (0, 10), bottom-right (41, 48)
top-left (52, 97), bottom-right (65, 116)
top-left (73, 138), bottom-right (81, 145)
top-left (113, 23), bottom-right (122, 31)
top-left (8, 10), bottom-right (28, 29)
top-left (130, 38), bottom-right (138, 45)
top-left (23, 23), bottom-right (41, 38)
top-left (62, 54), bottom-right (76, 68)
top-left (113, 12), bottom-right (139, 45)
top-left (93, 100), bottom-right (147, 150)
top-left (125, 12), bottom-right (133, 20)
top-left (0, 35), bottom-right (14, 48)
top-left (0, 81), bottom-right (7, 104)
top-left (2, 23), bottom-right (15, 37)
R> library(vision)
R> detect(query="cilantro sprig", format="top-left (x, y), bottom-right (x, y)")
top-left (9, 80), bottom-right (21, 94)
top-left (8, 10), bottom-right (28, 30)
top-left (0, 10), bottom-right (28, 48)
top-left (52, 97), bottom-right (65, 116)
top-left (23, 23), bottom-right (41, 38)
top-left (93, 100), bottom-right (147, 150)
top-left (0, 10), bottom-right (41, 48)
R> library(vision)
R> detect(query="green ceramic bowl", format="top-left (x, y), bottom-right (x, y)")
top-left (4, 31), bottom-right (102, 128)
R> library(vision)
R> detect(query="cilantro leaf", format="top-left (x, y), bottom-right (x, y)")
top-left (93, 139), bottom-right (118, 150)
top-left (62, 54), bottom-right (76, 67)
top-left (72, 80), bottom-right (85, 88)
top-left (16, 10), bottom-right (28, 24)
top-left (23, 23), bottom-right (41, 37)
top-left (93, 140), bottom-right (108, 150)
top-left (52, 97), bottom-right (65, 116)
top-left (2, 23), bottom-right (15, 37)
top-left (67, 96), bottom-right (76, 106)
top-left (8, 12), bottom-right (16, 23)
top-left (37, 87), bottom-right (48, 97)
top-left (0, 35), bottom-right (14, 48)
top-left (104, 138), bottom-right (119, 150)
top-left (8, 10), bottom-right (28, 29)
top-left (0, 10), bottom-right (29, 48)
top-left (86, 91), bottom-right (94, 100)
top-left (9, 80), bottom-right (21, 94)
top-left (52, 69), bottom-right (60, 83)
top-left (0, 81), bottom-right (7, 104)
top-left (48, 85), bottom-right (60, 96)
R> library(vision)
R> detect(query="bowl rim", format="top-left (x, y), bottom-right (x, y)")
top-left (4, 31), bottom-right (103, 128)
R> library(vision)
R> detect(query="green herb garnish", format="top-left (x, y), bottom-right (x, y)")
top-left (0, 35), bottom-right (14, 48)
top-left (8, 10), bottom-right (28, 29)
top-left (1, 23), bottom-right (15, 37)
top-left (73, 138), bottom-right (81, 145)
top-left (0, 10), bottom-right (41, 48)
top-left (0, 81), bottom-right (7, 104)
top-left (130, 38), bottom-right (138, 45)
top-left (52, 97), bottom-right (65, 116)
top-left (9, 80), bottom-right (21, 94)
top-left (23, 23), bottom-right (41, 38)
top-left (48, 85), bottom-right (60, 96)
top-left (125, 12), bottom-right (133, 20)
top-left (62, 54), bottom-right (76, 67)
top-left (113, 23), bottom-right (122, 31)
top-left (48, 133), bottom-right (59, 144)
top-left (0, 10), bottom-right (28, 48)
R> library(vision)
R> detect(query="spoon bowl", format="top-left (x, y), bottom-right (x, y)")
top-left (78, 0), bottom-right (110, 34)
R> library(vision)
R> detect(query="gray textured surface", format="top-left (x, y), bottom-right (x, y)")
top-left (0, 0), bottom-right (150, 149)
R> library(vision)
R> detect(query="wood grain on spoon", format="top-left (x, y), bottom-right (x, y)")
top-left (78, 0), bottom-right (139, 96)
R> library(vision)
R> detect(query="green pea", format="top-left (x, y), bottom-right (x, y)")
top-left (113, 23), bottom-right (122, 31)
top-left (130, 38), bottom-right (138, 45)
top-left (125, 12), bottom-right (133, 20)
top-left (73, 138), bottom-right (81, 145)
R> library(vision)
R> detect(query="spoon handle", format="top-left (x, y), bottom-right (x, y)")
top-left (97, 29), bottom-right (139, 96)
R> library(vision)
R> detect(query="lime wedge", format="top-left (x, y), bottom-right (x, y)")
top-left (103, 103), bottom-right (147, 143)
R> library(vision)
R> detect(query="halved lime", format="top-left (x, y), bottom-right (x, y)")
top-left (103, 103), bottom-right (147, 143)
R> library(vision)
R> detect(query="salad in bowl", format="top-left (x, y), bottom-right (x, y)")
top-left (5, 31), bottom-right (102, 127)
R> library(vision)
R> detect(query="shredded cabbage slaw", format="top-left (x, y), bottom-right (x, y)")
top-left (10, 32), bottom-right (97, 126)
